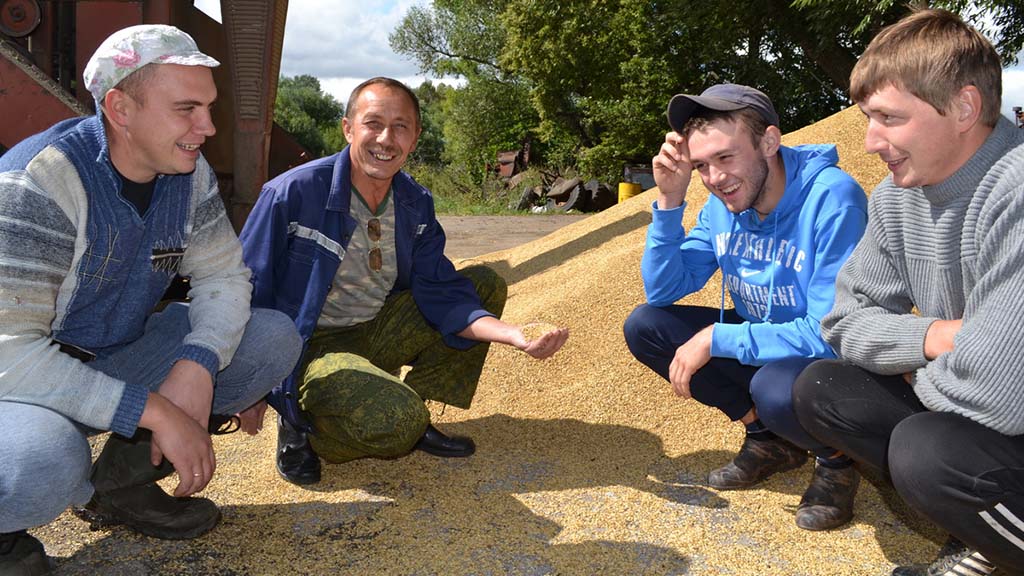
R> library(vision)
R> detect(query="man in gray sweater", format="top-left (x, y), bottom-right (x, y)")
top-left (793, 9), bottom-right (1024, 576)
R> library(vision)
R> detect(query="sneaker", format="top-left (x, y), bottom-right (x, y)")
top-left (891, 537), bottom-right (997, 576)
top-left (795, 462), bottom-right (860, 531)
top-left (75, 482), bottom-right (221, 540)
top-left (708, 434), bottom-right (808, 490)
top-left (0, 531), bottom-right (51, 576)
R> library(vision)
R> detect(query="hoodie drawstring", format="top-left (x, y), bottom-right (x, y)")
top-left (761, 210), bottom-right (780, 322)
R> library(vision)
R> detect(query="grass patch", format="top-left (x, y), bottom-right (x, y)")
top-left (407, 163), bottom-right (538, 215)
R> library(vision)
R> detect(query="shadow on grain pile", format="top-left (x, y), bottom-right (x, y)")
top-left (39, 106), bottom-right (944, 576)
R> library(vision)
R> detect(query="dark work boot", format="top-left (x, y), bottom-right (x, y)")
top-left (413, 424), bottom-right (475, 458)
top-left (74, 431), bottom-right (221, 540)
top-left (795, 461), bottom-right (860, 531)
top-left (708, 434), bottom-right (808, 490)
top-left (0, 531), bottom-right (51, 576)
top-left (277, 415), bottom-right (321, 485)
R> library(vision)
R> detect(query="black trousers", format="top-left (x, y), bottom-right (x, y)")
top-left (793, 359), bottom-right (1024, 573)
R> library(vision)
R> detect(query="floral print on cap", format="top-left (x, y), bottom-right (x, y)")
top-left (83, 24), bottom-right (219, 106)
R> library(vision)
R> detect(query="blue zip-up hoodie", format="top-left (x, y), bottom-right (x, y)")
top-left (641, 144), bottom-right (867, 365)
top-left (239, 147), bottom-right (494, 428)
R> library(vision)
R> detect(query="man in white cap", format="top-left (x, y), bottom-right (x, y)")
top-left (0, 24), bottom-right (300, 573)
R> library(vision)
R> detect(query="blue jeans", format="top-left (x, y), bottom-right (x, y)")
top-left (624, 304), bottom-right (834, 458)
top-left (0, 304), bottom-right (300, 532)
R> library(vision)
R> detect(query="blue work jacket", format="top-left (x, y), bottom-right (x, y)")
top-left (239, 147), bottom-right (492, 428)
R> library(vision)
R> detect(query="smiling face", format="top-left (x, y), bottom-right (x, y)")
top-left (687, 118), bottom-right (773, 215)
top-left (343, 83), bottom-right (421, 195)
top-left (107, 63), bottom-right (217, 183)
top-left (858, 83), bottom-right (968, 188)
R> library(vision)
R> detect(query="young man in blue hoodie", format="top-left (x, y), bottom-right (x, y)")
top-left (623, 84), bottom-right (867, 531)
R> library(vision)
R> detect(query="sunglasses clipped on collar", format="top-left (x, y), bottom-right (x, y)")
top-left (367, 217), bottom-right (382, 272)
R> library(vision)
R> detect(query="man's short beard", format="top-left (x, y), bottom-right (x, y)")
top-left (747, 156), bottom-right (771, 215)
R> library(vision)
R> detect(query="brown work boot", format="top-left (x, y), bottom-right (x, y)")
top-left (708, 434), bottom-right (808, 490)
top-left (795, 461), bottom-right (860, 531)
top-left (73, 432), bottom-right (220, 540)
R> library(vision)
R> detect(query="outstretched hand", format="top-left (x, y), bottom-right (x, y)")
top-left (516, 323), bottom-right (569, 360)
top-left (456, 316), bottom-right (568, 359)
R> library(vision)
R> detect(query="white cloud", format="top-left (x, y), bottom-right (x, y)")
top-left (194, 0), bottom-right (455, 104)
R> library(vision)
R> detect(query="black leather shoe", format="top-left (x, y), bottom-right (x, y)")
top-left (413, 424), bottom-right (475, 458)
top-left (277, 415), bottom-right (321, 485)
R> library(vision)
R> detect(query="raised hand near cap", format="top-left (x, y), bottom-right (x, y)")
top-left (652, 131), bottom-right (693, 210)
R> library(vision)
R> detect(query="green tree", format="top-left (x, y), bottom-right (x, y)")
top-left (410, 81), bottom-right (447, 166)
top-left (441, 77), bottom-right (537, 177)
top-left (274, 75), bottom-right (345, 158)
top-left (389, 0), bottom-right (508, 78)
top-left (393, 0), bottom-right (1024, 183)
top-left (795, 0), bottom-right (1024, 67)
top-left (392, 0), bottom-right (537, 178)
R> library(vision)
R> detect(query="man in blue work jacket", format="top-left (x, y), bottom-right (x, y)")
top-left (239, 77), bottom-right (568, 485)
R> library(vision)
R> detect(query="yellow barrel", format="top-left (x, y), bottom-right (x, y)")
top-left (618, 182), bottom-right (642, 203)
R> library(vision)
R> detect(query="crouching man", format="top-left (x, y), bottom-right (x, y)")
top-left (239, 77), bottom-right (568, 486)
top-left (795, 9), bottom-right (1024, 575)
top-left (0, 25), bottom-right (301, 574)
top-left (624, 83), bottom-right (866, 530)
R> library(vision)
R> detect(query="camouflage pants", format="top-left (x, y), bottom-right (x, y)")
top-left (299, 265), bottom-right (507, 463)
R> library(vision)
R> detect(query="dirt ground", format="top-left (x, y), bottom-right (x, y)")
top-left (438, 214), bottom-right (590, 259)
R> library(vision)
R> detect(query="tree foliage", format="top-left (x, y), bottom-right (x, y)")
top-left (389, 0), bottom-right (508, 79)
top-left (411, 81), bottom-right (447, 166)
top-left (391, 1), bottom-right (1023, 182)
top-left (796, 0), bottom-right (1024, 66)
top-left (274, 75), bottom-right (345, 158)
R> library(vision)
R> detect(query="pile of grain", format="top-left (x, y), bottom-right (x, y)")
top-left (38, 106), bottom-right (938, 576)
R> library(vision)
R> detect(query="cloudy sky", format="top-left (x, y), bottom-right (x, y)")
top-left (194, 0), bottom-right (446, 105)
top-left (195, 0), bottom-right (1024, 123)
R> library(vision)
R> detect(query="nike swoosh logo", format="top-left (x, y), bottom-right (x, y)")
top-left (739, 269), bottom-right (760, 278)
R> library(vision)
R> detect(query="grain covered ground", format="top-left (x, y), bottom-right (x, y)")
top-left (35, 106), bottom-right (946, 575)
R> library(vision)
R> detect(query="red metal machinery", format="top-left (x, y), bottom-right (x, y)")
top-left (0, 0), bottom-right (309, 230)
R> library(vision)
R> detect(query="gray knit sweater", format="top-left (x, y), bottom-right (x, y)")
top-left (822, 117), bottom-right (1024, 435)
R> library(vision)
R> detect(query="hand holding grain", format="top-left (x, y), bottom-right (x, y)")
top-left (519, 322), bottom-right (569, 360)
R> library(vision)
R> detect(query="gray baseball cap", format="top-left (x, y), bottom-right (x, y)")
top-left (667, 83), bottom-right (779, 133)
